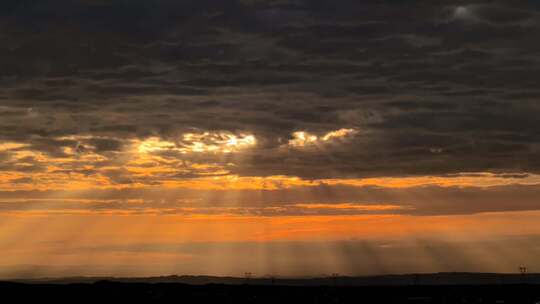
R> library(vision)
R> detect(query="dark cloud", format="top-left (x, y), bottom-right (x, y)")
top-left (1, 0), bottom-right (540, 179)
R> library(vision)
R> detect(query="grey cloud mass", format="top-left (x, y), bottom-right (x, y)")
top-left (1, 0), bottom-right (540, 179)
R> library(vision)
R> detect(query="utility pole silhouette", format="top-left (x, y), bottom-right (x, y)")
top-left (519, 266), bottom-right (527, 284)
top-left (413, 274), bottom-right (421, 286)
top-left (264, 275), bottom-right (276, 286)
top-left (244, 272), bottom-right (252, 285)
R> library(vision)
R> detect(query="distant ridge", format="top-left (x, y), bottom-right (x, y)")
top-left (7, 272), bottom-right (540, 286)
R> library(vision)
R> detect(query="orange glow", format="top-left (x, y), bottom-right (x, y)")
top-left (2, 211), bottom-right (540, 242)
top-left (292, 203), bottom-right (407, 211)
top-left (1, 134), bottom-right (539, 191)
top-left (1, 211), bottom-right (539, 267)
top-left (1, 170), bottom-right (540, 191)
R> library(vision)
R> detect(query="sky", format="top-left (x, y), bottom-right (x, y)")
top-left (1, 0), bottom-right (540, 278)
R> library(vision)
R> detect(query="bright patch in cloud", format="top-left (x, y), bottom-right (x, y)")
top-left (0, 142), bottom-right (28, 152)
top-left (181, 132), bottom-right (256, 153)
top-left (137, 132), bottom-right (257, 155)
top-left (288, 128), bottom-right (358, 147)
top-left (451, 5), bottom-right (480, 23)
top-left (321, 128), bottom-right (358, 141)
top-left (137, 137), bottom-right (176, 154)
top-left (288, 131), bottom-right (319, 147)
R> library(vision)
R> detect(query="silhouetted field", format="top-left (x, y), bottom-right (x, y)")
top-left (1, 281), bottom-right (539, 303)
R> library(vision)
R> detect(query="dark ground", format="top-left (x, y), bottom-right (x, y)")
top-left (1, 282), bottom-right (539, 304)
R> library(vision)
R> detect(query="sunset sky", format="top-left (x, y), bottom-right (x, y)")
top-left (1, 0), bottom-right (540, 278)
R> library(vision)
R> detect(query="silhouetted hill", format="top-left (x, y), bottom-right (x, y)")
top-left (8, 272), bottom-right (540, 286)
top-left (1, 281), bottom-right (539, 304)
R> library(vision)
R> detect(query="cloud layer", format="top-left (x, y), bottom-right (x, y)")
top-left (1, 0), bottom-right (539, 184)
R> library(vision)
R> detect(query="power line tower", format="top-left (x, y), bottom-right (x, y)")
top-left (519, 266), bottom-right (527, 284)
